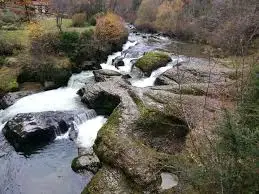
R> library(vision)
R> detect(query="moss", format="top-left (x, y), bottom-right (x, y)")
top-left (94, 107), bottom-right (121, 145)
top-left (83, 166), bottom-right (142, 194)
top-left (135, 52), bottom-right (171, 75)
top-left (71, 157), bottom-right (80, 172)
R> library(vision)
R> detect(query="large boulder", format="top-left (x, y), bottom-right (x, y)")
top-left (93, 69), bottom-right (122, 82)
top-left (2, 109), bottom-right (96, 152)
top-left (135, 52), bottom-right (172, 76)
top-left (77, 80), bottom-right (122, 115)
top-left (0, 91), bottom-right (36, 109)
top-left (78, 78), bottom-right (196, 193)
top-left (77, 59), bottom-right (236, 193)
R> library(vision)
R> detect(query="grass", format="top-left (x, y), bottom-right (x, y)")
top-left (0, 17), bottom-right (95, 49)
top-left (0, 66), bottom-right (19, 91)
top-left (39, 17), bottom-right (95, 33)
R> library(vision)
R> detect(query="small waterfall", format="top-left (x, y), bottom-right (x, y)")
top-left (76, 116), bottom-right (107, 148)
top-left (67, 71), bottom-right (95, 89)
top-left (73, 109), bottom-right (97, 125)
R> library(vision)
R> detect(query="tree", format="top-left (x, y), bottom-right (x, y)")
top-left (50, 0), bottom-right (69, 32)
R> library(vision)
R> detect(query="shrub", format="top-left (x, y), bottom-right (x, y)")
top-left (59, 31), bottom-right (80, 56)
top-left (17, 62), bottom-right (71, 88)
top-left (80, 28), bottom-right (94, 41)
top-left (0, 9), bottom-right (19, 24)
top-left (0, 38), bottom-right (23, 56)
top-left (72, 13), bottom-right (86, 27)
top-left (0, 56), bottom-right (7, 67)
top-left (94, 12), bottom-right (128, 42)
top-left (31, 32), bottom-right (61, 56)
top-left (88, 16), bottom-right (96, 26)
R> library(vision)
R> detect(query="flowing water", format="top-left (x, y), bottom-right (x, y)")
top-left (0, 26), bottom-right (206, 194)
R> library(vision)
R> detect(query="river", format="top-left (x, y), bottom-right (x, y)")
top-left (0, 26), bottom-right (205, 194)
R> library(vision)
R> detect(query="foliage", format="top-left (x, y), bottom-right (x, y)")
top-left (94, 12), bottom-right (127, 42)
top-left (135, 0), bottom-right (161, 31)
top-left (72, 13), bottom-right (86, 27)
top-left (28, 22), bottom-right (44, 40)
top-left (134, 0), bottom-right (259, 54)
top-left (0, 66), bottom-right (19, 92)
top-left (59, 31), bottom-right (80, 56)
top-left (30, 32), bottom-right (61, 56)
top-left (185, 63), bottom-right (259, 193)
top-left (0, 38), bottom-right (23, 56)
top-left (0, 9), bottom-right (20, 24)
top-left (0, 56), bottom-right (6, 66)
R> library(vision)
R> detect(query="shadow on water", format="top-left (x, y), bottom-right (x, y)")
top-left (0, 133), bottom-right (91, 194)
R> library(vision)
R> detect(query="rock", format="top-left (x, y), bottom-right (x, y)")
top-left (156, 60), bottom-right (234, 85)
top-left (17, 65), bottom-right (72, 89)
top-left (83, 165), bottom-right (142, 194)
top-left (160, 172), bottom-right (178, 191)
top-left (155, 76), bottom-right (178, 86)
top-left (93, 69), bottom-right (122, 82)
top-left (73, 61), bottom-right (102, 73)
top-left (113, 57), bottom-right (125, 68)
top-left (2, 109), bottom-right (96, 152)
top-left (78, 79), bottom-right (122, 116)
top-left (135, 51), bottom-right (172, 76)
top-left (0, 91), bottom-right (36, 109)
top-left (79, 78), bottom-right (193, 192)
top-left (71, 149), bottom-right (101, 174)
top-left (44, 81), bottom-right (56, 90)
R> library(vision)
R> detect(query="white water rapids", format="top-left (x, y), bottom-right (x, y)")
top-left (0, 71), bottom-right (106, 149)
top-left (0, 29), bottom-right (190, 149)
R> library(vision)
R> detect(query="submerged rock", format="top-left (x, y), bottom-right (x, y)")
top-left (0, 91), bottom-right (36, 109)
top-left (2, 109), bottom-right (96, 152)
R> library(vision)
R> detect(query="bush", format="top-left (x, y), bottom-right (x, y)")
top-left (0, 38), bottom-right (23, 56)
top-left (184, 64), bottom-right (259, 193)
top-left (88, 16), bottom-right (96, 26)
top-left (80, 28), bottom-right (94, 41)
top-left (31, 32), bottom-right (61, 56)
top-left (59, 31), bottom-right (80, 56)
top-left (0, 9), bottom-right (19, 24)
top-left (94, 12), bottom-right (128, 42)
top-left (17, 62), bottom-right (71, 88)
top-left (72, 13), bottom-right (86, 27)
top-left (0, 56), bottom-right (7, 67)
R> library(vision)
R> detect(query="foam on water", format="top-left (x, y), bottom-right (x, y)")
top-left (76, 116), bottom-right (107, 148)
top-left (0, 88), bottom-right (84, 124)
top-left (131, 56), bottom-right (188, 88)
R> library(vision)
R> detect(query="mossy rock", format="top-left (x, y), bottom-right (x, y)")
top-left (83, 165), bottom-right (142, 194)
top-left (135, 52), bottom-right (172, 76)
top-left (17, 64), bottom-right (71, 89)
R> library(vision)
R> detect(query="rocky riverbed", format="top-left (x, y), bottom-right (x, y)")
top-left (0, 26), bottom-right (237, 194)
